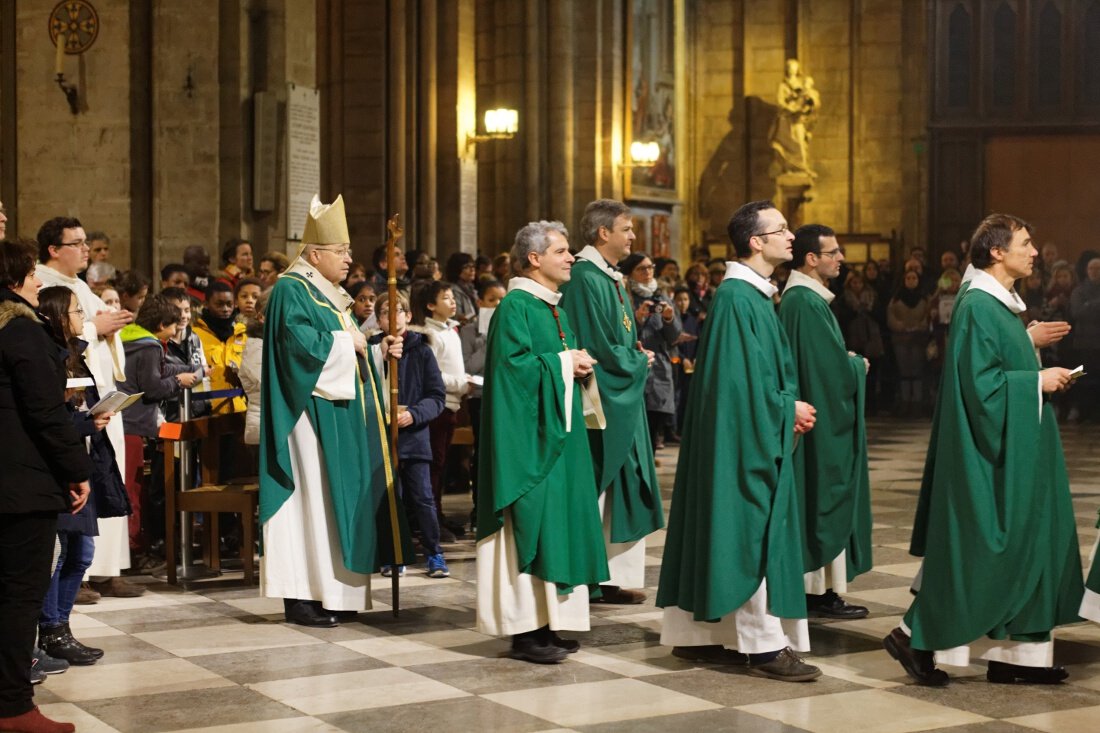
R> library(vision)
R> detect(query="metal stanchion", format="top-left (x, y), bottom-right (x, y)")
top-left (174, 385), bottom-right (217, 580)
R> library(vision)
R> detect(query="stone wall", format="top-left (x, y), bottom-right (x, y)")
top-left (14, 0), bottom-right (133, 261)
top-left (2, 0), bottom-right (925, 272)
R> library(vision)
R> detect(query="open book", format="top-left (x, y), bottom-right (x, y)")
top-left (90, 390), bottom-right (145, 415)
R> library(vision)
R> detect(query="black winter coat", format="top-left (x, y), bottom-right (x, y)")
top-left (0, 290), bottom-right (92, 514)
top-left (369, 330), bottom-right (445, 462)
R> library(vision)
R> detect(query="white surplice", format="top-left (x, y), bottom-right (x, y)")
top-left (258, 261), bottom-right (371, 611)
top-left (36, 265), bottom-right (131, 575)
top-left (661, 580), bottom-right (811, 654)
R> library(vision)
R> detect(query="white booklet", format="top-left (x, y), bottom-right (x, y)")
top-left (90, 390), bottom-right (145, 415)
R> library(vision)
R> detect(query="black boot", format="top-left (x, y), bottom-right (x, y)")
top-left (38, 623), bottom-right (100, 666)
top-left (283, 598), bottom-right (338, 628)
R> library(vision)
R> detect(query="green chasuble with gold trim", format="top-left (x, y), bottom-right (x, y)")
top-left (905, 282), bottom-right (1082, 650)
top-left (259, 272), bottom-right (411, 574)
top-left (476, 285), bottom-right (609, 592)
top-left (558, 253), bottom-right (664, 544)
top-left (778, 279), bottom-right (873, 579)
top-left (656, 272), bottom-right (806, 621)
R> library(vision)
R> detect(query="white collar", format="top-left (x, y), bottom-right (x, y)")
top-left (574, 245), bottom-right (624, 282)
top-left (35, 263), bottom-right (82, 286)
top-left (424, 316), bottom-right (459, 331)
top-left (784, 268), bottom-right (836, 303)
top-left (967, 268), bottom-right (1026, 314)
top-left (723, 261), bottom-right (778, 298)
top-left (282, 260), bottom-right (353, 311)
top-left (961, 263), bottom-right (977, 283)
top-left (508, 276), bottom-right (562, 305)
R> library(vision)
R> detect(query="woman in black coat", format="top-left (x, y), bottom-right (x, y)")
top-left (37, 286), bottom-right (131, 667)
top-left (0, 239), bottom-right (92, 733)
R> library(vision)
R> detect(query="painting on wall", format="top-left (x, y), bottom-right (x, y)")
top-left (651, 213), bottom-right (671, 258)
top-left (626, 0), bottom-right (680, 203)
top-left (629, 205), bottom-right (680, 261)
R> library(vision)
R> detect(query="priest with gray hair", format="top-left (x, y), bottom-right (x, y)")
top-left (475, 219), bottom-right (610, 664)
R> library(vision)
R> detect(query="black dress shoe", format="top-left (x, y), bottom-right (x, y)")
top-left (808, 591), bottom-right (869, 619)
top-left (322, 608), bottom-right (360, 621)
top-left (283, 599), bottom-right (339, 628)
top-left (510, 627), bottom-right (569, 664)
top-left (671, 645), bottom-right (749, 665)
top-left (987, 661), bottom-right (1068, 685)
top-left (550, 630), bottom-right (580, 654)
top-left (883, 627), bottom-right (949, 687)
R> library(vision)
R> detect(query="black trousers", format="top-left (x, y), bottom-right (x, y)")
top-left (0, 511), bottom-right (58, 717)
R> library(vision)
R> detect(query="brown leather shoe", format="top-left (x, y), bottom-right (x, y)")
top-left (89, 577), bottom-right (146, 598)
top-left (594, 585), bottom-right (647, 604)
top-left (74, 582), bottom-right (100, 605)
top-left (747, 647), bottom-right (822, 682)
top-left (883, 627), bottom-right (949, 687)
top-left (672, 645), bottom-right (749, 665)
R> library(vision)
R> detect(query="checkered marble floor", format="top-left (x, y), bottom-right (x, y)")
top-left (39, 418), bottom-right (1100, 732)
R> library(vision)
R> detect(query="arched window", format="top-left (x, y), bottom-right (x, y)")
top-left (1080, 1), bottom-right (1100, 106)
top-left (947, 3), bottom-right (972, 108)
top-left (1034, 1), bottom-right (1062, 108)
top-left (991, 2), bottom-right (1016, 108)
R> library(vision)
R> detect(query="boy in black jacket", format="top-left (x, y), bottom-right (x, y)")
top-left (371, 294), bottom-right (449, 577)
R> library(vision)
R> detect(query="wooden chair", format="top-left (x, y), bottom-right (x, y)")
top-left (160, 413), bottom-right (259, 585)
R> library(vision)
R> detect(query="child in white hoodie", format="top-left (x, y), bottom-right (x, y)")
top-left (409, 280), bottom-right (469, 542)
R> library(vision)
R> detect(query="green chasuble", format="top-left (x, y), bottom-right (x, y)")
top-left (905, 276), bottom-right (1082, 650)
top-left (259, 270), bottom-right (412, 574)
top-left (778, 276), bottom-right (873, 580)
top-left (558, 248), bottom-right (664, 544)
top-left (656, 266), bottom-right (806, 621)
top-left (476, 281), bottom-right (609, 592)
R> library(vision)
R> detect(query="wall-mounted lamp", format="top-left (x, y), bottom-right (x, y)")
top-left (49, 0), bottom-right (100, 116)
top-left (622, 140), bottom-right (660, 169)
top-left (466, 108), bottom-right (519, 153)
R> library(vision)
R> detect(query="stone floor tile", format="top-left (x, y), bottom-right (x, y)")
top-left (483, 678), bottom-right (721, 728)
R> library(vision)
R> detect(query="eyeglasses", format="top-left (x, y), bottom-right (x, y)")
top-left (69, 308), bottom-right (85, 315)
top-left (634, 264), bottom-right (656, 272)
top-left (60, 240), bottom-right (89, 250)
top-left (314, 245), bottom-right (352, 257)
top-left (754, 225), bottom-right (789, 238)
top-left (819, 247), bottom-right (845, 258)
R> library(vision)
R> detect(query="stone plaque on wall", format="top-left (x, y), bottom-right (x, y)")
top-left (286, 84), bottom-right (321, 240)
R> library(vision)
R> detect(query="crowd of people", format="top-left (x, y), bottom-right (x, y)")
top-left (1, 191), bottom-right (1099, 732)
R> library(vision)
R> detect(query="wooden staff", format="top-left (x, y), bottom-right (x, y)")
top-left (385, 214), bottom-right (404, 616)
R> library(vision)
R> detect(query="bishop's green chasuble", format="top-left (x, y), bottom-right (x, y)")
top-left (558, 257), bottom-right (664, 544)
top-left (905, 286), bottom-right (1082, 650)
top-left (259, 272), bottom-right (411, 575)
top-left (778, 283), bottom-right (873, 580)
top-left (656, 276), bottom-right (806, 621)
top-left (476, 288), bottom-right (609, 592)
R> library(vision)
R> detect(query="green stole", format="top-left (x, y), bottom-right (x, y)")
top-left (778, 279), bottom-right (873, 580)
top-left (656, 271), bottom-right (806, 621)
top-left (906, 280), bottom-right (1082, 649)
top-left (476, 283), bottom-right (609, 592)
top-left (558, 255), bottom-right (664, 543)
top-left (258, 271), bottom-right (411, 574)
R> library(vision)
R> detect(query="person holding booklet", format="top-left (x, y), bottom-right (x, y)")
top-left (885, 214), bottom-right (1083, 686)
